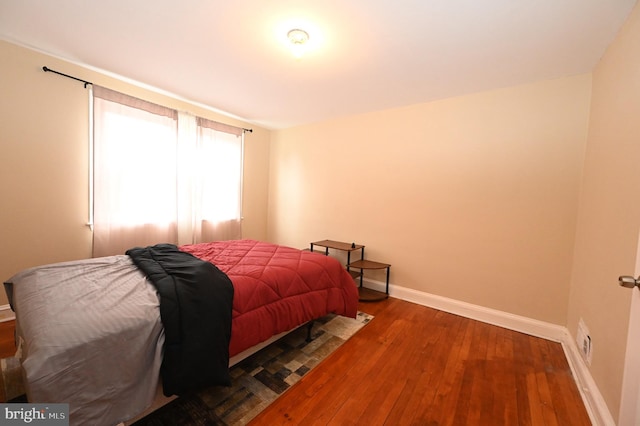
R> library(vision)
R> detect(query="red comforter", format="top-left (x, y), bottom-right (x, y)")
top-left (180, 239), bottom-right (359, 356)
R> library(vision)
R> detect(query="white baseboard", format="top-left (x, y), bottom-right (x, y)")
top-left (561, 329), bottom-right (616, 426)
top-left (360, 278), bottom-right (614, 425)
top-left (0, 304), bottom-right (15, 323)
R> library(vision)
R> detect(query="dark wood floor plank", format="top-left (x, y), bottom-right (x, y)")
top-left (0, 319), bottom-right (16, 404)
top-left (433, 319), bottom-right (476, 426)
top-left (459, 321), bottom-right (492, 425)
top-left (491, 327), bottom-right (519, 425)
top-left (323, 303), bottom-right (427, 424)
top-left (333, 312), bottom-right (426, 425)
top-left (381, 308), bottom-right (448, 424)
top-left (305, 318), bottom-right (412, 424)
top-left (266, 301), bottom-right (413, 425)
top-left (384, 309), bottom-right (459, 424)
top-left (0, 320), bottom-right (15, 359)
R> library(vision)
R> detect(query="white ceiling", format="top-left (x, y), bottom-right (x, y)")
top-left (0, 0), bottom-right (637, 129)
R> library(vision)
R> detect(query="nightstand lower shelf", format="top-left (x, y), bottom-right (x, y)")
top-left (358, 287), bottom-right (388, 302)
top-left (348, 259), bottom-right (390, 302)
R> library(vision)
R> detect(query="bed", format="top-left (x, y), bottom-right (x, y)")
top-left (3, 239), bottom-right (359, 426)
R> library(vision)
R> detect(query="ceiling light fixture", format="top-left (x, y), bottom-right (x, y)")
top-left (287, 28), bottom-right (310, 58)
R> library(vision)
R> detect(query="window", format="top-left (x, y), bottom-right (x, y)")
top-left (92, 86), bottom-right (242, 257)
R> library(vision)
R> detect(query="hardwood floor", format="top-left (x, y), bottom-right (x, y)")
top-left (0, 298), bottom-right (592, 424)
top-left (0, 318), bottom-right (17, 403)
top-left (0, 320), bottom-right (15, 359)
top-left (250, 298), bottom-right (592, 426)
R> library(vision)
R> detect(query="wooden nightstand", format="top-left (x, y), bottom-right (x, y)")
top-left (310, 239), bottom-right (390, 302)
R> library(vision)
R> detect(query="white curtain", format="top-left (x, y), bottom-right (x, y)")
top-left (175, 114), bottom-right (243, 245)
top-left (194, 117), bottom-right (243, 243)
top-left (93, 87), bottom-right (178, 257)
top-left (92, 87), bottom-right (243, 257)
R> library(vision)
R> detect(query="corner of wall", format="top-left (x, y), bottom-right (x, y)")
top-left (561, 329), bottom-right (616, 426)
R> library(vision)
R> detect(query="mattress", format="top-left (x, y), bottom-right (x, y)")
top-left (5, 255), bottom-right (163, 425)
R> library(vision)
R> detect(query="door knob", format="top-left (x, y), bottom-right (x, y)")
top-left (618, 276), bottom-right (640, 289)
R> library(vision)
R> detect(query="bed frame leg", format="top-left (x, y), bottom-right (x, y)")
top-left (306, 321), bottom-right (314, 342)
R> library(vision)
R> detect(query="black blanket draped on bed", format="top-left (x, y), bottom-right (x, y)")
top-left (126, 243), bottom-right (234, 396)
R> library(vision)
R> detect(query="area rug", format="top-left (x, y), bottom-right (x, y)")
top-left (1, 356), bottom-right (25, 402)
top-left (133, 311), bottom-right (373, 425)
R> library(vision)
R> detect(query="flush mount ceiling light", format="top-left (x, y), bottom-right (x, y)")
top-left (287, 28), bottom-right (310, 58)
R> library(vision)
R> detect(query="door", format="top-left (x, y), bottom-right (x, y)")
top-left (617, 232), bottom-right (640, 425)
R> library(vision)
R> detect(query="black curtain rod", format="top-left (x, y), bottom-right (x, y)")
top-left (43, 66), bottom-right (92, 88)
top-left (43, 65), bottom-right (253, 133)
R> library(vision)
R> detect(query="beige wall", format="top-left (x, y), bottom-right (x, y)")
top-left (567, 2), bottom-right (640, 420)
top-left (269, 75), bottom-right (592, 325)
top-left (0, 40), bottom-right (271, 306)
